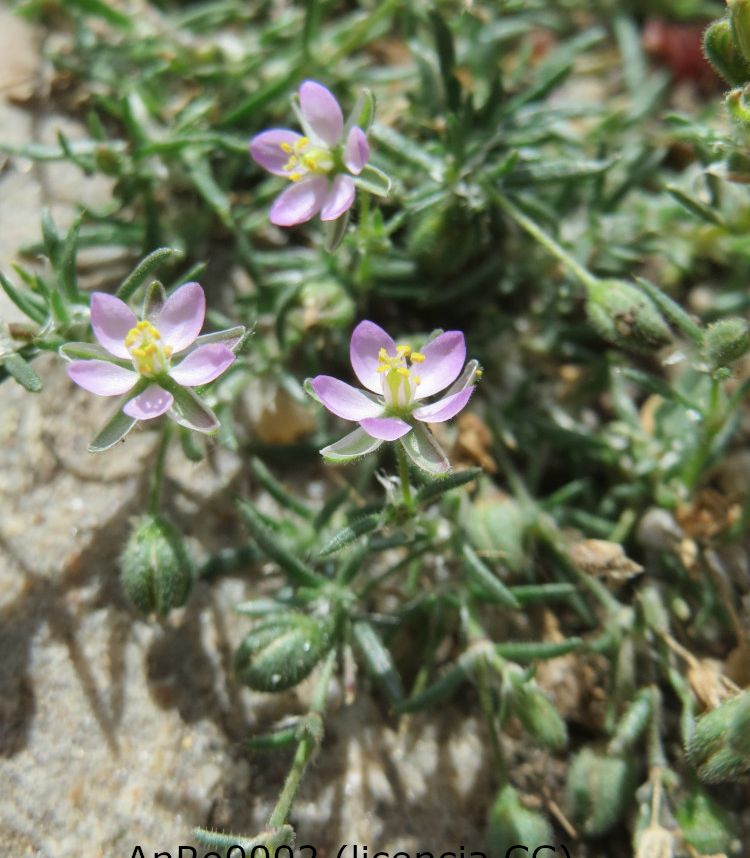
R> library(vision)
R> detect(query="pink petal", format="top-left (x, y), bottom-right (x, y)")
top-left (90, 292), bottom-right (137, 359)
top-left (270, 176), bottom-right (328, 226)
top-left (67, 360), bottom-right (138, 396)
top-left (123, 384), bottom-right (174, 420)
top-left (344, 127), bottom-right (369, 175)
top-left (299, 80), bottom-right (343, 147)
top-left (350, 320), bottom-right (397, 393)
top-left (413, 387), bottom-right (474, 423)
top-left (169, 343), bottom-right (235, 387)
top-left (320, 175), bottom-right (356, 222)
top-left (249, 129), bottom-right (305, 176)
top-left (359, 416), bottom-right (412, 441)
top-left (414, 331), bottom-right (466, 399)
top-left (310, 375), bottom-right (383, 421)
top-left (155, 282), bottom-right (205, 354)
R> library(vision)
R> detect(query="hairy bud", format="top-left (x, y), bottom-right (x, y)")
top-left (234, 613), bottom-right (333, 692)
top-left (703, 317), bottom-right (750, 368)
top-left (120, 515), bottom-right (193, 617)
top-left (703, 18), bottom-right (750, 85)
top-left (586, 280), bottom-right (672, 353)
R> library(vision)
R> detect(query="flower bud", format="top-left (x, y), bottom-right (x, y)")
top-left (586, 279), bottom-right (672, 353)
top-left (120, 515), bottom-right (194, 617)
top-left (703, 18), bottom-right (750, 85)
top-left (730, 0), bottom-right (750, 63)
top-left (685, 691), bottom-right (750, 782)
top-left (234, 613), bottom-right (333, 692)
top-left (487, 784), bottom-right (552, 858)
top-left (566, 748), bottom-right (636, 836)
top-left (703, 317), bottom-right (750, 368)
top-left (674, 786), bottom-right (740, 855)
top-left (512, 680), bottom-right (568, 751)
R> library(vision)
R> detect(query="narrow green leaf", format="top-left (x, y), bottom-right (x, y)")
top-left (238, 499), bottom-right (323, 588)
top-left (117, 247), bottom-right (182, 301)
top-left (634, 276), bottom-right (704, 345)
top-left (462, 543), bottom-right (520, 609)
top-left (508, 583), bottom-right (577, 604)
top-left (249, 457), bottom-right (313, 520)
top-left (666, 184), bottom-right (725, 227)
top-left (352, 620), bottom-right (404, 704)
top-left (495, 638), bottom-right (583, 661)
top-left (0, 272), bottom-right (47, 325)
top-left (415, 467), bottom-right (482, 504)
top-left (2, 353), bottom-right (42, 392)
top-left (319, 514), bottom-right (381, 556)
top-left (58, 216), bottom-right (82, 301)
top-left (65, 0), bottom-right (133, 28)
top-left (89, 405), bottom-right (138, 452)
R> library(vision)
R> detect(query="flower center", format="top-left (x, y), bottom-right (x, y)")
top-left (124, 320), bottom-right (173, 377)
top-left (377, 344), bottom-right (425, 409)
top-left (279, 137), bottom-right (334, 181)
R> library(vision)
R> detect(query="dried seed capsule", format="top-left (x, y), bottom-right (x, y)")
top-left (120, 514), bottom-right (193, 617)
top-left (234, 613), bottom-right (333, 692)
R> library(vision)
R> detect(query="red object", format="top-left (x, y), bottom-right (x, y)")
top-left (643, 17), bottom-right (719, 88)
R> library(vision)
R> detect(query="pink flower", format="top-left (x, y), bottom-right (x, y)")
top-left (309, 320), bottom-right (479, 474)
top-left (250, 80), bottom-right (371, 227)
top-left (61, 282), bottom-right (244, 446)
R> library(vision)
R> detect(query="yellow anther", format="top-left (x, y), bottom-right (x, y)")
top-left (378, 348), bottom-right (389, 361)
top-left (411, 351), bottom-right (425, 363)
top-left (397, 344), bottom-right (412, 357)
top-left (476, 368), bottom-right (483, 380)
top-left (397, 367), bottom-right (410, 377)
top-left (302, 154), bottom-right (317, 170)
top-left (298, 137), bottom-right (309, 148)
top-left (280, 142), bottom-right (293, 153)
top-left (164, 345), bottom-right (173, 358)
top-left (413, 375), bottom-right (421, 385)
top-left (289, 171), bottom-right (302, 182)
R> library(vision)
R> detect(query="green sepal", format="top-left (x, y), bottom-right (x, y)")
top-left (487, 785), bottom-right (552, 858)
top-left (320, 426), bottom-right (384, 464)
top-left (566, 748), bottom-right (636, 836)
top-left (354, 164), bottom-right (392, 197)
top-left (400, 424), bottom-right (450, 475)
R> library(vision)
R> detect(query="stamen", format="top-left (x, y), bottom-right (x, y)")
top-left (411, 351), bottom-right (425, 363)
top-left (397, 344), bottom-right (411, 357)
top-left (280, 142), bottom-right (293, 153)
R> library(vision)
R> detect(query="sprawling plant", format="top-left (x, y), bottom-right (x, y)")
top-left (2, 1), bottom-right (750, 856)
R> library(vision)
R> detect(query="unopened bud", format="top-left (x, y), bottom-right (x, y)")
top-left (120, 515), bottom-right (193, 617)
top-left (234, 613), bottom-right (333, 692)
top-left (566, 748), bottom-right (636, 836)
top-left (586, 280), bottom-right (672, 353)
top-left (703, 18), bottom-right (750, 85)
top-left (686, 691), bottom-right (750, 782)
top-left (487, 784), bottom-right (552, 858)
top-left (703, 317), bottom-right (750, 368)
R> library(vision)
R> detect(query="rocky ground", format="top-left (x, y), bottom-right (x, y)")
top-left (0, 10), bottom-right (505, 857)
